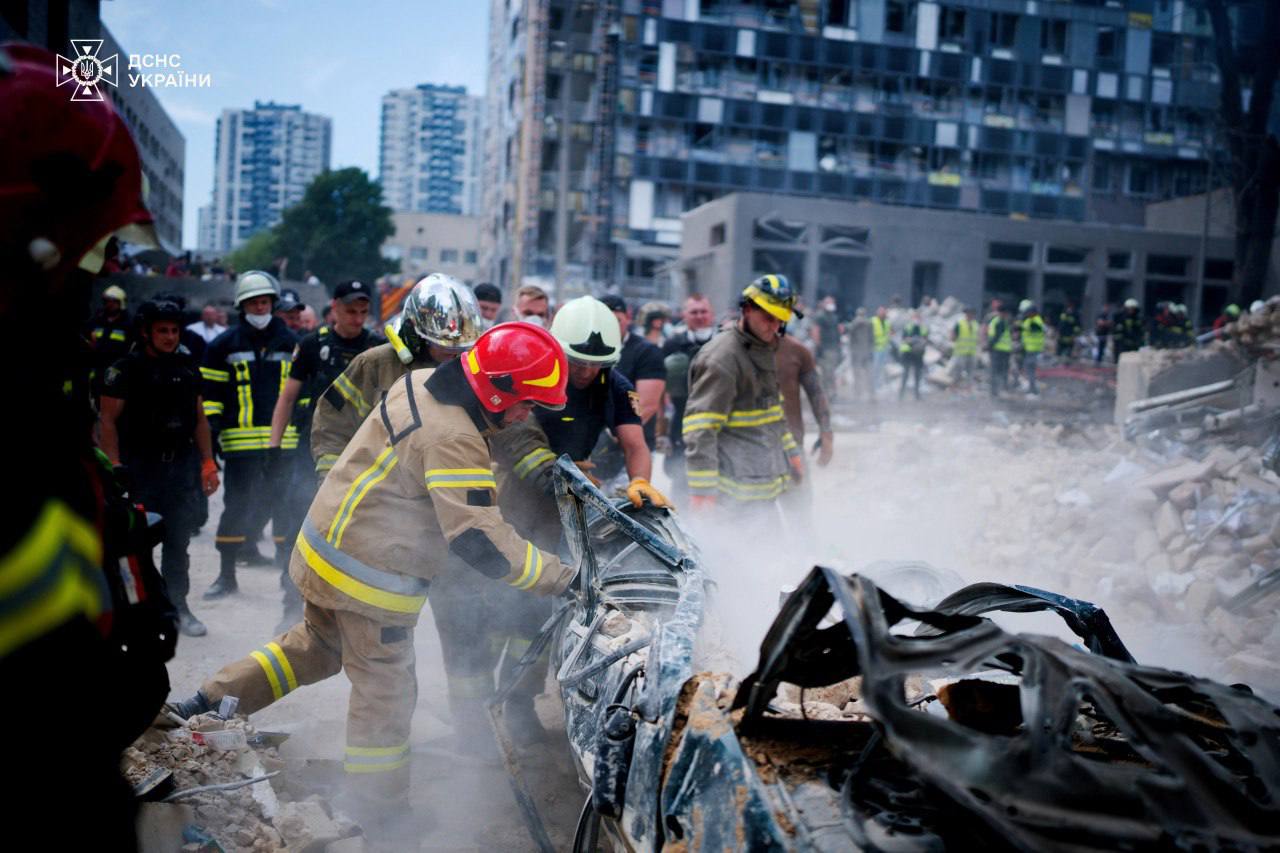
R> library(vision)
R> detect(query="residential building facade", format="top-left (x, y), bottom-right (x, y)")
top-left (380, 84), bottom-right (484, 216)
top-left (207, 101), bottom-right (332, 253)
top-left (485, 0), bottom-right (1223, 302)
top-left (382, 212), bottom-right (484, 285)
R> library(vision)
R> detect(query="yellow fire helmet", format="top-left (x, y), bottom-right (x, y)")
top-left (742, 274), bottom-right (802, 323)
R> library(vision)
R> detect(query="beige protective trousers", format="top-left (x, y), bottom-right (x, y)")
top-left (202, 600), bottom-right (416, 796)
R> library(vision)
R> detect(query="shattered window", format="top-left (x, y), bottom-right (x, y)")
top-left (753, 215), bottom-right (809, 243)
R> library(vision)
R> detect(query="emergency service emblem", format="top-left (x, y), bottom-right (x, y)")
top-left (320, 345), bottom-right (330, 361)
top-left (55, 40), bottom-right (119, 102)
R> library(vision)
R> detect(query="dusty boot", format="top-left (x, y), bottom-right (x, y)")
top-left (177, 603), bottom-right (207, 637)
top-left (504, 696), bottom-right (549, 747)
top-left (203, 572), bottom-right (238, 599)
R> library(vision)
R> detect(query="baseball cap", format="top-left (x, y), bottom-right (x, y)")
top-left (334, 280), bottom-right (371, 303)
top-left (277, 288), bottom-right (303, 312)
top-left (598, 293), bottom-right (627, 313)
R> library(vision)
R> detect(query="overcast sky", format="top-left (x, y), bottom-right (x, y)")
top-left (102, 0), bottom-right (489, 250)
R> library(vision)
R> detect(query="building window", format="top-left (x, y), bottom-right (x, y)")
top-left (939, 7), bottom-right (966, 44)
top-left (753, 215), bottom-right (807, 243)
top-left (991, 12), bottom-right (1019, 49)
top-left (409, 247), bottom-right (428, 261)
top-left (440, 249), bottom-right (459, 263)
top-left (1040, 19), bottom-right (1068, 55)
top-left (988, 242), bottom-right (1033, 262)
top-left (1107, 251), bottom-right (1131, 271)
top-left (1045, 246), bottom-right (1089, 265)
top-left (1203, 258), bottom-right (1233, 281)
top-left (1096, 27), bottom-right (1118, 61)
top-left (885, 0), bottom-right (914, 34)
top-left (464, 250), bottom-right (478, 264)
top-left (710, 223), bottom-right (726, 245)
top-left (751, 249), bottom-right (806, 293)
top-left (1146, 254), bottom-right (1188, 277)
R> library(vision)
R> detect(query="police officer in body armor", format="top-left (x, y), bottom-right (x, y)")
top-left (99, 300), bottom-right (222, 636)
top-left (201, 271), bottom-right (299, 598)
top-left (268, 280), bottom-right (382, 629)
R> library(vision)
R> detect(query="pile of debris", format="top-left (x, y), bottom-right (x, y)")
top-left (1222, 295), bottom-right (1280, 354)
top-left (124, 713), bottom-right (362, 853)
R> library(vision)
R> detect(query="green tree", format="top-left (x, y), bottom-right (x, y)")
top-left (274, 167), bottom-right (399, 287)
top-left (223, 229), bottom-right (278, 275)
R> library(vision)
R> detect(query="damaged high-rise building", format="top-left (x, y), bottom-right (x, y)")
top-left (484, 0), bottom-right (1223, 302)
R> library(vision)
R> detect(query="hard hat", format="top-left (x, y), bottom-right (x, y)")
top-left (1175, 303), bottom-right (1187, 314)
top-left (400, 273), bottom-right (483, 353)
top-left (102, 284), bottom-right (127, 305)
top-left (0, 43), bottom-right (154, 276)
top-left (549, 296), bottom-right (622, 365)
top-left (1018, 299), bottom-right (1033, 313)
top-left (742, 274), bottom-right (801, 322)
top-left (234, 270), bottom-right (281, 305)
top-left (1124, 298), bottom-right (1140, 309)
top-left (1225, 303), bottom-right (1241, 317)
top-left (1250, 300), bottom-right (1265, 314)
top-left (463, 323), bottom-right (568, 413)
top-left (135, 298), bottom-right (183, 330)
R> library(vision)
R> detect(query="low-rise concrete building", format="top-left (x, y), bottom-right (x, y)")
top-left (382, 212), bottom-right (484, 285)
top-left (677, 192), bottom-right (1236, 328)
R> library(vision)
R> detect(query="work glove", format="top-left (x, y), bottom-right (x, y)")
top-left (789, 454), bottom-right (805, 484)
top-left (689, 494), bottom-right (717, 511)
top-left (625, 477), bottom-right (671, 509)
top-left (201, 458), bottom-right (221, 496)
top-left (574, 459), bottom-right (603, 487)
top-left (814, 431), bottom-right (834, 468)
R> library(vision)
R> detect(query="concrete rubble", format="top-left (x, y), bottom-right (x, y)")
top-left (123, 713), bottom-right (362, 853)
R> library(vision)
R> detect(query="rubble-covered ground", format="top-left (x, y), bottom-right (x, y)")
top-left (154, 352), bottom-right (1277, 850)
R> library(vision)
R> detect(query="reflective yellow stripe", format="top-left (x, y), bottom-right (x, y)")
top-left (296, 533), bottom-right (426, 614)
top-left (332, 373), bottom-right (370, 418)
top-left (0, 501), bottom-right (105, 658)
top-left (278, 360), bottom-right (291, 396)
top-left (872, 316), bottom-right (889, 351)
top-left (266, 641), bottom-right (298, 692)
top-left (200, 367), bottom-right (230, 382)
top-left (424, 468), bottom-right (499, 490)
top-left (781, 432), bottom-right (798, 451)
top-left (203, 401), bottom-right (224, 416)
top-left (250, 650), bottom-right (284, 701)
top-left (329, 446), bottom-right (399, 548)
top-left (682, 412), bottom-right (727, 424)
top-left (343, 740), bottom-right (410, 774)
top-left (233, 361), bottom-right (253, 429)
top-left (316, 453), bottom-right (340, 473)
top-left (108, 329), bottom-right (126, 342)
top-left (510, 542), bottom-right (543, 590)
top-left (513, 448), bottom-right (556, 479)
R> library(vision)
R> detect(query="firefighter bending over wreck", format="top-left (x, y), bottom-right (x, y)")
top-left (172, 324), bottom-right (575, 830)
top-left (684, 274), bottom-right (805, 512)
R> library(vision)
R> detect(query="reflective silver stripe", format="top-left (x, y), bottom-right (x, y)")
top-left (226, 351), bottom-right (257, 363)
top-left (300, 519), bottom-right (430, 597)
top-left (266, 351), bottom-right (292, 361)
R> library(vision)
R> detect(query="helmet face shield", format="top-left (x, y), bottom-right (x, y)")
top-left (401, 273), bottom-right (482, 351)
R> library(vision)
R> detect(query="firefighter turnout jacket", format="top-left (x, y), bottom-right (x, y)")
top-left (309, 343), bottom-right (442, 478)
top-left (292, 358), bottom-right (573, 627)
top-left (202, 318), bottom-right (298, 454)
top-left (683, 326), bottom-right (801, 502)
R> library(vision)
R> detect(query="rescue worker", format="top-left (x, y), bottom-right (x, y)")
top-left (870, 306), bottom-right (890, 393)
top-left (601, 293), bottom-right (665, 454)
top-left (684, 275), bottom-right (803, 512)
top-left (988, 305), bottom-right (1013, 397)
top-left (99, 299), bottom-right (221, 636)
top-left (811, 295), bottom-right (842, 401)
top-left (951, 306), bottom-right (978, 384)
top-left (1, 42), bottom-right (175, 846)
top-left (1094, 304), bottom-right (1114, 363)
top-left (1114, 298), bottom-right (1145, 360)
top-left (473, 281), bottom-right (503, 330)
top-left (86, 283), bottom-right (133, 398)
top-left (1056, 302), bottom-right (1082, 359)
top-left (1019, 300), bottom-right (1046, 397)
top-left (1168, 303), bottom-right (1192, 348)
top-left (202, 270), bottom-right (299, 598)
top-left (276, 288), bottom-right (305, 332)
top-left (1213, 303), bottom-right (1241, 339)
top-left (310, 273), bottom-right (480, 479)
top-left (898, 310), bottom-right (928, 401)
top-left (171, 324), bottom-right (575, 831)
top-left (269, 280), bottom-right (382, 629)
top-left (846, 307), bottom-right (875, 402)
top-left (494, 295), bottom-right (669, 550)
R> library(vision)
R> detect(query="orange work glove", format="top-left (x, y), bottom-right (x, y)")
top-left (201, 458), bottom-right (220, 496)
top-left (689, 494), bottom-right (717, 511)
top-left (625, 477), bottom-right (671, 509)
top-left (789, 454), bottom-right (805, 484)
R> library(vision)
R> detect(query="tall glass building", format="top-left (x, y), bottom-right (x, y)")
top-left (484, 0), bottom-right (1221, 300)
top-left (380, 84), bottom-right (484, 215)
top-left (208, 101), bottom-right (332, 253)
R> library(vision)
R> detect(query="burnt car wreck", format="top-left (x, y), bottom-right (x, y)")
top-left (494, 459), bottom-right (1280, 851)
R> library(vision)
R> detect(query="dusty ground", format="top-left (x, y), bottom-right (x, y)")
top-left (167, 363), bottom-right (1267, 849)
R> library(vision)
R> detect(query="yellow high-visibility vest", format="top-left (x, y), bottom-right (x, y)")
top-left (953, 318), bottom-right (977, 356)
top-left (871, 316), bottom-right (889, 353)
top-left (988, 316), bottom-right (1012, 353)
top-left (1021, 315), bottom-right (1045, 354)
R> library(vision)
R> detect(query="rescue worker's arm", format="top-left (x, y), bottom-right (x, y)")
top-left (634, 378), bottom-right (664, 426)
top-left (269, 377), bottom-right (303, 448)
top-left (798, 365), bottom-right (834, 467)
top-left (424, 432), bottom-right (573, 595)
top-left (98, 396), bottom-right (124, 466)
top-left (682, 361), bottom-right (736, 505)
top-left (490, 418), bottom-right (558, 496)
top-left (618, 423), bottom-right (651, 480)
top-left (195, 396), bottom-right (220, 495)
top-left (200, 340), bottom-right (230, 440)
top-left (310, 355), bottom-right (373, 478)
